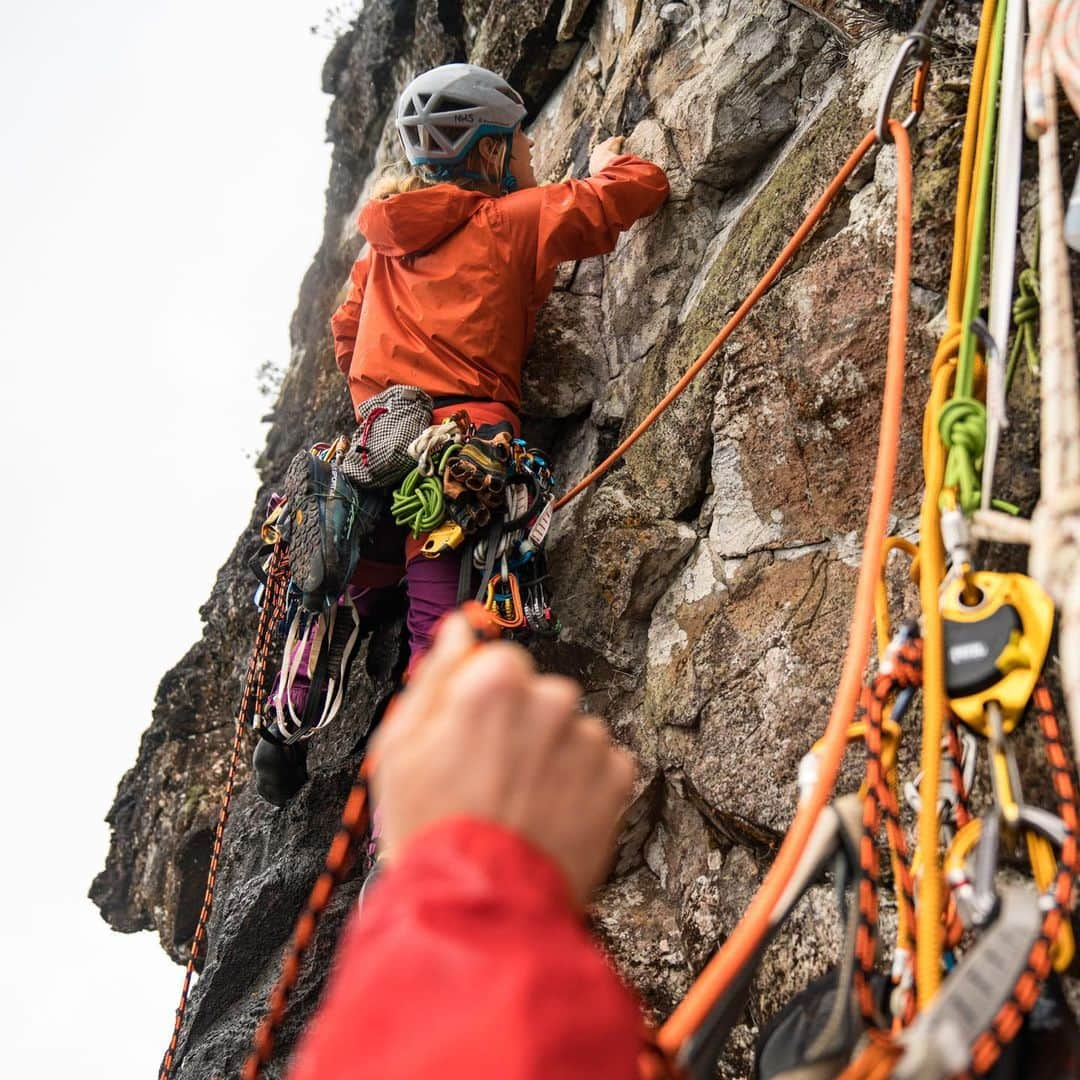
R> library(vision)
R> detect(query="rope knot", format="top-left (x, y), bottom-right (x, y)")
top-left (938, 397), bottom-right (987, 455)
top-left (1008, 264), bottom-right (1041, 379)
top-left (1012, 275), bottom-right (1040, 326)
top-left (939, 397), bottom-right (987, 513)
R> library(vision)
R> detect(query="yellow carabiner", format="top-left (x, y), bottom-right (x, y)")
top-left (1027, 829), bottom-right (1074, 970)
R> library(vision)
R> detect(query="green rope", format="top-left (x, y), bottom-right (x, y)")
top-left (941, 0), bottom-right (1009, 515)
top-left (390, 444), bottom-right (459, 538)
top-left (1005, 230), bottom-right (1041, 392)
top-left (940, 397), bottom-right (987, 511)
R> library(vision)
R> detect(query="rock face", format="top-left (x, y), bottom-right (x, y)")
top-left (91, 2), bottom-right (1079, 1076)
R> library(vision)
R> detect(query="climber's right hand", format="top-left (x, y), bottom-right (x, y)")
top-left (371, 612), bottom-right (636, 907)
top-left (589, 135), bottom-right (626, 176)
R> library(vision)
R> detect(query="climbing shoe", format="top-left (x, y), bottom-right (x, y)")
top-left (252, 736), bottom-right (308, 807)
top-left (278, 446), bottom-right (381, 613)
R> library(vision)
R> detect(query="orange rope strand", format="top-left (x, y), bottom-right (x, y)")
top-left (654, 120), bottom-right (913, 1063)
top-left (554, 131), bottom-right (879, 513)
top-left (159, 547), bottom-right (289, 1080)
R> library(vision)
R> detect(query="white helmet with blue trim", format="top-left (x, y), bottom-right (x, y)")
top-left (395, 63), bottom-right (526, 170)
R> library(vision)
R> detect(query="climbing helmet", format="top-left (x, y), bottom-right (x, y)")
top-left (394, 63), bottom-right (526, 169)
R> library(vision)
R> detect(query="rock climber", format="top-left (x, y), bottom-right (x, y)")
top-left (253, 62), bottom-right (668, 803)
top-left (289, 611), bottom-right (644, 1078)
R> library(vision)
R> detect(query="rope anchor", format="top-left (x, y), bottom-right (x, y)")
top-left (876, 33), bottom-right (931, 144)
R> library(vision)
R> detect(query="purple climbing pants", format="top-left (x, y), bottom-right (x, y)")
top-left (349, 517), bottom-right (474, 675)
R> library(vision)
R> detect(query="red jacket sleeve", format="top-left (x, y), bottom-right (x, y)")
top-left (533, 155), bottom-right (669, 279)
top-left (330, 252), bottom-right (370, 373)
top-left (288, 817), bottom-right (642, 1080)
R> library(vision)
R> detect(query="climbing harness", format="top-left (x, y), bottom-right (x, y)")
top-left (158, 547), bottom-right (289, 1080)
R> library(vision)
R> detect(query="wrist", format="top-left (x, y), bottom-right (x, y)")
top-left (392, 815), bottom-right (579, 913)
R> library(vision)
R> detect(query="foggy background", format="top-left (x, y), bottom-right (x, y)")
top-left (1, 1), bottom-right (352, 1073)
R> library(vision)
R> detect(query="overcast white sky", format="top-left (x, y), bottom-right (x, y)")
top-left (0, 2), bottom-right (349, 1074)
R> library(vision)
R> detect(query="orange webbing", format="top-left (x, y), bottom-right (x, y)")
top-left (159, 547), bottom-right (290, 1080)
top-left (553, 130), bottom-right (879, 514)
top-left (652, 121), bottom-right (913, 1064)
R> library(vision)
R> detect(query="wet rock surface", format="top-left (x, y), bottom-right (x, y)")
top-left (93, 1), bottom-right (1079, 1076)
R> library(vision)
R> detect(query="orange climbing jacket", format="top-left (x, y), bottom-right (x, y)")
top-left (331, 154), bottom-right (670, 415)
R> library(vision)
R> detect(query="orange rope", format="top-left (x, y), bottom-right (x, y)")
top-left (159, 547), bottom-right (290, 1079)
top-left (244, 777), bottom-right (374, 1079)
top-left (554, 130), bottom-right (879, 513)
top-left (841, 682), bottom-right (1080, 1078)
top-left (653, 120), bottom-right (913, 1065)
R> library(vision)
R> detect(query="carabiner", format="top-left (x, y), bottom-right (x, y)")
top-left (967, 805), bottom-right (1071, 928)
top-left (484, 571), bottom-right (525, 629)
top-left (875, 33), bottom-right (931, 144)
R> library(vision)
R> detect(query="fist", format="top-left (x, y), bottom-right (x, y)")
top-left (371, 613), bottom-right (636, 906)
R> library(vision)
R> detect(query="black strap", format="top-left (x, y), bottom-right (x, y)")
top-left (432, 394), bottom-right (501, 410)
top-left (474, 518), bottom-right (504, 604)
top-left (456, 537), bottom-right (476, 607)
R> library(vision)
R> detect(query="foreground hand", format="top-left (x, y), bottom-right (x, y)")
top-left (371, 613), bottom-right (636, 906)
top-left (589, 135), bottom-right (626, 176)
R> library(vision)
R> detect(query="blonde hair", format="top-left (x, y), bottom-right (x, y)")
top-left (372, 137), bottom-right (511, 199)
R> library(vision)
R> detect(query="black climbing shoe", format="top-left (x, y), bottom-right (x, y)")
top-left (252, 736), bottom-right (308, 807)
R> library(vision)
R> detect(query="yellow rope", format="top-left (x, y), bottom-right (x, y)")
top-left (875, 536), bottom-right (918, 661)
top-left (913, 0), bottom-right (999, 1006)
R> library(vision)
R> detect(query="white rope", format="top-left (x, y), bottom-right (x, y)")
top-left (1026, 0), bottom-right (1080, 762)
top-left (972, 508), bottom-right (1036, 545)
top-left (982, 0), bottom-right (1027, 511)
top-left (408, 419), bottom-right (462, 476)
